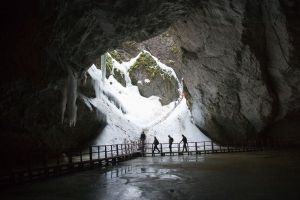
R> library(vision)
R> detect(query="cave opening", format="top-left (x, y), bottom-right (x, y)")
top-left (84, 49), bottom-right (210, 145)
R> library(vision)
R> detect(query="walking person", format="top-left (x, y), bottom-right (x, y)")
top-left (152, 137), bottom-right (160, 154)
top-left (168, 135), bottom-right (174, 153)
top-left (140, 131), bottom-right (146, 156)
top-left (180, 134), bottom-right (188, 152)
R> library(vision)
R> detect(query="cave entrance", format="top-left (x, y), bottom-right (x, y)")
top-left (83, 50), bottom-right (209, 145)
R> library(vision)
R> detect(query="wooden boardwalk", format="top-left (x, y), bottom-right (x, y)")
top-left (0, 138), bottom-right (293, 187)
top-left (0, 143), bottom-right (140, 186)
top-left (141, 139), bottom-right (290, 156)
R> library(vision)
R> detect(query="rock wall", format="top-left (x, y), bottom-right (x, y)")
top-left (128, 52), bottom-right (179, 105)
top-left (172, 0), bottom-right (300, 143)
top-left (0, 79), bottom-right (106, 168)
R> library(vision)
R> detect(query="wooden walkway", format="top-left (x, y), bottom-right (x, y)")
top-left (141, 139), bottom-right (290, 156)
top-left (0, 138), bottom-right (292, 187)
top-left (0, 143), bottom-right (140, 187)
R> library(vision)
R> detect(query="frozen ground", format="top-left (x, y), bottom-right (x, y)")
top-left (3, 151), bottom-right (300, 200)
top-left (84, 52), bottom-right (210, 145)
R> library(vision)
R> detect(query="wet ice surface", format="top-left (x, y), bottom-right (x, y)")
top-left (2, 151), bottom-right (300, 200)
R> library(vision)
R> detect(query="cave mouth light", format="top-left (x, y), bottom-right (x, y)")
top-left (84, 51), bottom-right (210, 145)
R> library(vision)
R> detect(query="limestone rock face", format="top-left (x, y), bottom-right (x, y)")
top-left (78, 72), bottom-right (96, 98)
top-left (128, 52), bottom-right (179, 105)
top-left (115, 28), bottom-right (185, 79)
top-left (171, 0), bottom-right (300, 143)
top-left (0, 79), bottom-right (105, 166)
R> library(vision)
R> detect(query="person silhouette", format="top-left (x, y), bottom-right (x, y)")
top-left (180, 134), bottom-right (188, 152)
top-left (168, 135), bottom-right (174, 153)
top-left (140, 131), bottom-right (146, 155)
top-left (153, 137), bottom-right (160, 153)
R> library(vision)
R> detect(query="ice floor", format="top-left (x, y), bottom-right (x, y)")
top-left (3, 151), bottom-right (300, 200)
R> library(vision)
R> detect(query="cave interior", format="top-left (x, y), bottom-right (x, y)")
top-left (0, 0), bottom-right (300, 198)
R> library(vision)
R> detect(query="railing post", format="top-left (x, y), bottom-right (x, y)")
top-left (125, 144), bottom-right (127, 155)
top-left (116, 144), bottom-right (119, 156)
top-left (160, 144), bottom-right (163, 156)
top-left (248, 140), bottom-right (251, 151)
top-left (80, 150), bottom-right (83, 163)
top-left (68, 150), bottom-right (74, 172)
top-left (152, 144), bottom-right (154, 156)
top-left (195, 142), bottom-right (198, 154)
top-left (68, 152), bottom-right (73, 164)
top-left (111, 145), bottom-right (113, 157)
top-left (105, 146), bottom-right (107, 159)
top-left (204, 141), bottom-right (206, 154)
top-left (89, 146), bottom-right (93, 161)
top-left (211, 141), bottom-right (214, 153)
top-left (254, 140), bottom-right (258, 151)
top-left (178, 143), bottom-right (180, 154)
top-left (97, 146), bottom-right (100, 159)
top-left (89, 146), bottom-right (93, 168)
top-left (56, 152), bottom-right (60, 175)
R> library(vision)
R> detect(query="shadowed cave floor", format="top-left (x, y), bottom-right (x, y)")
top-left (2, 151), bottom-right (300, 200)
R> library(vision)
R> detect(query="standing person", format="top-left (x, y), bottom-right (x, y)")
top-left (180, 134), bottom-right (188, 152)
top-left (152, 137), bottom-right (160, 153)
top-left (168, 135), bottom-right (174, 153)
top-left (140, 131), bottom-right (146, 155)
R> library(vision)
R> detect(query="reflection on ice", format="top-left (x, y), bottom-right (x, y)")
top-left (159, 174), bottom-right (181, 180)
top-left (97, 155), bottom-right (207, 199)
top-left (103, 155), bottom-right (204, 182)
top-left (123, 186), bottom-right (142, 199)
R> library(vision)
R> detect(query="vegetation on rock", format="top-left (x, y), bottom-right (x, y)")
top-left (129, 52), bottom-right (174, 85)
top-left (109, 50), bottom-right (123, 63)
top-left (113, 68), bottom-right (126, 87)
top-left (128, 52), bottom-right (179, 105)
top-left (105, 55), bottom-right (113, 78)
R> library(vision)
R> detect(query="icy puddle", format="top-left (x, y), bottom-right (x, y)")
top-left (2, 151), bottom-right (300, 200)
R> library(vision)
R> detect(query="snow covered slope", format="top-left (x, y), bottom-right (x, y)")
top-left (85, 52), bottom-right (210, 145)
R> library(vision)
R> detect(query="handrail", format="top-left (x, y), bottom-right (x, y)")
top-left (0, 137), bottom-right (296, 186)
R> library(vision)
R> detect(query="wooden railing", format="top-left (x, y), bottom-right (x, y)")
top-left (0, 138), bottom-right (296, 186)
top-left (142, 141), bottom-right (268, 156)
top-left (141, 138), bottom-right (296, 156)
top-left (0, 142), bottom-right (140, 187)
